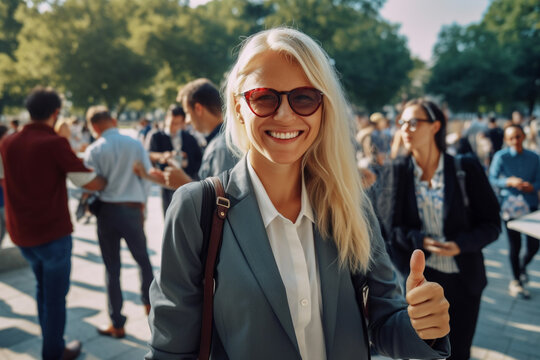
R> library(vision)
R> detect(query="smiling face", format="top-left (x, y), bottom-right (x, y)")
top-left (400, 105), bottom-right (440, 152)
top-left (236, 51), bottom-right (322, 172)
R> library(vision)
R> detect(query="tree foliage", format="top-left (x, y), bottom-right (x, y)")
top-left (427, 24), bottom-right (514, 113)
top-left (428, 0), bottom-right (540, 115)
top-left (1, 0), bottom-right (416, 115)
top-left (483, 0), bottom-right (540, 115)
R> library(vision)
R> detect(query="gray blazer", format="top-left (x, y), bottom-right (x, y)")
top-left (146, 158), bottom-right (450, 360)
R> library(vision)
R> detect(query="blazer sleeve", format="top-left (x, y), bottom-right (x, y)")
top-left (362, 201), bottom-right (451, 359)
top-left (181, 131), bottom-right (203, 179)
top-left (449, 155), bottom-right (501, 253)
top-left (146, 182), bottom-right (205, 360)
top-left (376, 159), bottom-right (425, 273)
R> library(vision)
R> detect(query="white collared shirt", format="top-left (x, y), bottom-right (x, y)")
top-left (247, 160), bottom-right (326, 360)
top-left (412, 154), bottom-right (459, 273)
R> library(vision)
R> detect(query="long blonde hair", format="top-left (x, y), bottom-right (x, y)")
top-left (224, 27), bottom-right (372, 273)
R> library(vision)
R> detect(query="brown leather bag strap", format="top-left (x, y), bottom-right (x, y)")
top-left (198, 176), bottom-right (229, 360)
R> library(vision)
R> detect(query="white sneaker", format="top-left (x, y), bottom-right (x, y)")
top-left (509, 280), bottom-right (531, 299)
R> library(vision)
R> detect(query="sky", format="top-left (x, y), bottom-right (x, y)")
top-left (380, 0), bottom-right (491, 62)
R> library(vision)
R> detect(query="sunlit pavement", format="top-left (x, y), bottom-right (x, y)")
top-left (1, 184), bottom-right (539, 359)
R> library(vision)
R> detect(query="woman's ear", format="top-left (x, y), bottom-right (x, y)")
top-left (234, 101), bottom-right (244, 124)
top-left (432, 120), bottom-right (442, 134)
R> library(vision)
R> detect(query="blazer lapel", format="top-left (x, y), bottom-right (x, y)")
top-left (224, 159), bottom-right (300, 356)
top-left (314, 228), bottom-right (341, 358)
top-left (443, 153), bottom-right (456, 221)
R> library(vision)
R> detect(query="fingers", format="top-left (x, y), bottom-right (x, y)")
top-left (407, 282), bottom-right (450, 340)
top-left (415, 325), bottom-right (450, 340)
top-left (423, 239), bottom-right (460, 257)
top-left (406, 249), bottom-right (426, 293)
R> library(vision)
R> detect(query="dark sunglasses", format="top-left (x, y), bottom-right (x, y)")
top-left (238, 87), bottom-right (323, 117)
top-left (397, 117), bottom-right (432, 132)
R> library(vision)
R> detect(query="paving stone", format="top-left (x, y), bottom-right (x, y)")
top-left (2, 175), bottom-right (540, 359)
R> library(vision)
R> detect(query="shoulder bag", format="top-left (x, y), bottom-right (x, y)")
top-left (198, 175), bottom-right (230, 360)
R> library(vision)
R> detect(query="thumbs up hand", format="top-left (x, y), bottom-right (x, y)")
top-left (405, 250), bottom-right (450, 340)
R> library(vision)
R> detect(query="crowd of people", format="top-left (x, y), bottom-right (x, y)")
top-left (0, 26), bottom-right (538, 360)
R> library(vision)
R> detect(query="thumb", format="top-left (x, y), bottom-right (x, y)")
top-left (406, 249), bottom-right (426, 293)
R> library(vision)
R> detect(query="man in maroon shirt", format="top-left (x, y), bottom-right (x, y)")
top-left (0, 87), bottom-right (106, 360)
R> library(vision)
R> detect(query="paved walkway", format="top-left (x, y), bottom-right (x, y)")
top-left (0, 186), bottom-right (539, 359)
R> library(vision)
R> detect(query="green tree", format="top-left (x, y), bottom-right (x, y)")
top-left (1, 0), bottom-right (412, 115)
top-left (0, 0), bottom-right (23, 59)
top-left (262, 0), bottom-right (412, 111)
top-left (483, 0), bottom-right (540, 115)
top-left (427, 23), bottom-right (514, 113)
top-left (0, 0), bottom-right (24, 114)
top-left (50, 0), bottom-right (156, 112)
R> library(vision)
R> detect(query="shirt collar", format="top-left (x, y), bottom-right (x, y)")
top-left (411, 152), bottom-right (444, 188)
top-left (101, 127), bottom-right (119, 137)
top-left (247, 157), bottom-right (314, 228)
top-left (24, 122), bottom-right (56, 134)
top-left (508, 147), bottom-right (522, 156)
top-left (206, 123), bottom-right (223, 144)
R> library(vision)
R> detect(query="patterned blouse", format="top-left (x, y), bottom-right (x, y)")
top-left (412, 154), bottom-right (459, 274)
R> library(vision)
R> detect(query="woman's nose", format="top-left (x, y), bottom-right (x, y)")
top-left (273, 95), bottom-right (295, 120)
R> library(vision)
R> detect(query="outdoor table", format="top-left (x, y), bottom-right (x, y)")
top-left (507, 209), bottom-right (540, 239)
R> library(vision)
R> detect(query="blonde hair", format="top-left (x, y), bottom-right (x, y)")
top-left (224, 27), bottom-right (372, 272)
top-left (54, 117), bottom-right (71, 139)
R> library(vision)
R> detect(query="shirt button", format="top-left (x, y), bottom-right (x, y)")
top-left (300, 299), bottom-right (309, 307)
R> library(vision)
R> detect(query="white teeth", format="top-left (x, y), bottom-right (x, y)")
top-left (268, 131), bottom-right (300, 139)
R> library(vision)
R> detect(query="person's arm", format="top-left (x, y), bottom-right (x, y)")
top-left (449, 155), bottom-right (501, 253)
top-left (133, 161), bottom-right (177, 190)
top-left (149, 151), bottom-right (176, 164)
top-left (146, 183), bottom-right (205, 359)
top-left (164, 166), bottom-right (193, 189)
top-left (488, 152), bottom-right (510, 189)
top-left (82, 175), bottom-right (107, 191)
top-left (530, 153), bottom-right (540, 191)
top-left (361, 203), bottom-right (450, 359)
top-left (55, 138), bottom-right (106, 191)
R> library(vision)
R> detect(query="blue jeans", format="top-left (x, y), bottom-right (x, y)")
top-left (0, 207), bottom-right (6, 247)
top-left (19, 235), bottom-right (72, 360)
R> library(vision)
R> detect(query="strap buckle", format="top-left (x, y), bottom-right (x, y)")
top-left (216, 196), bottom-right (230, 208)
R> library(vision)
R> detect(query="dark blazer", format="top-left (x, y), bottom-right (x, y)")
top-left (377, 153), bottom-right (501, 296)
top-left (146, 158), bottom-right (450, 360)
top-left (147, 129), bottom-right (203, 179)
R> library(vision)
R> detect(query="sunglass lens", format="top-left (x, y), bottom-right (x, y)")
top-left (247, 89), bottom-right (279, 117)
top-left (289, 88), bottom-right (322, 116)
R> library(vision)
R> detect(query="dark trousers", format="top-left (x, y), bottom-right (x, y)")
top-left (97, 203), bottom-right (154, 328)
top-left (161, 188), bottom-right (175, 218)
top-left (425, 267), bottom-right (481, 360)
top-left (503, 221), bottom-right (540, 280)
top-left (20, 235), bottom-right (72, 360)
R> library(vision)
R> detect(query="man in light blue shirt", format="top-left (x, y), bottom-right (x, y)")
top-left (489, 124), bottom-right (540, 299)
top-left (84, 105), bottom-right (154, 338)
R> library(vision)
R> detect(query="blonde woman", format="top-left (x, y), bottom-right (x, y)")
top-left (147, 28), bottom-right (450, 359)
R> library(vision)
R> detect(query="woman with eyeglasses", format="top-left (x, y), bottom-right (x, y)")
top-left (145, 29), bottom-right (451, 359)
top-left (376, 99), bottom-right (500, 360)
